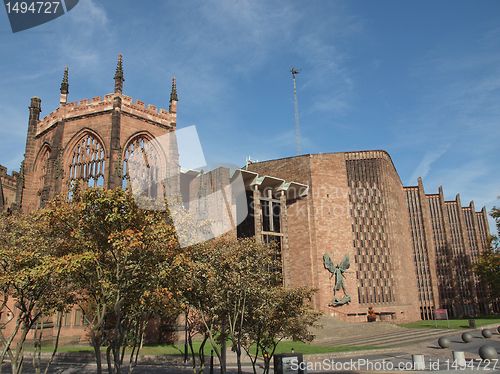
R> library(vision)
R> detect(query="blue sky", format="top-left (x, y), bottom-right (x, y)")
top-left (1, 0), bottom-right (499, 231)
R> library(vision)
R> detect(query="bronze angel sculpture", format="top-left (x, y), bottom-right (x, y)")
top-left (323, 252), bottom-right (351, 306)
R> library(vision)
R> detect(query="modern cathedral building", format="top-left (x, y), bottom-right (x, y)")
top-left (244, 152), bottom-right (496, 322)
top-left (0, 57), bottom-right (496, 338)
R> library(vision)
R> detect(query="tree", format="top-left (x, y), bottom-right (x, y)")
top-left (367, 306), bottom-right (376, 322)
top-left (0, 211), bottom-right (74, 374)
top-left (472, 203), bottom-right (500, 298)
top-left (242, 287), bottom-right (321, 374)
top-left (182, 237), bottom-right (277, 374)
top-left (183, 237), bottom-right (320, 374)
top-left (185, 308), bottom-right (210, 374)
top-left (41, 186), bottom-right (185, 374)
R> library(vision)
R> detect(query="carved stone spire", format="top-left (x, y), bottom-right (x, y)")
top-left (170, 77), bottom-right (178, 101)
top-left (114, 54), bottom-right (124, 94)
top-left (169, 77), bottom-right (178, 113)
top-left (60, 66), bottom-right (69, 94)
top-left (60, 66), bottom-right (69, 105)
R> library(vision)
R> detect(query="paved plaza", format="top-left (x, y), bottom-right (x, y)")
top-left (3, 317), bottom-right (500, 373)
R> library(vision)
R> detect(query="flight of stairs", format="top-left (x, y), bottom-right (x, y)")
top-left (309, 315), bottom-right (458, 348)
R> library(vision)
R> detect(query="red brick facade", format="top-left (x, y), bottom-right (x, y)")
top-left (1, 57), bottom-right (178, 214)
top-left (0, 165), bottom-right (22, 213)
top-left (404, 179), bottom-right (496, 319)
top-left (247, 151), bottom-right (493, 323)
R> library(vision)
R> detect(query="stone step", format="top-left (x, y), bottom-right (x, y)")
top-left (311, 322), bottom-right (401, 341)
top-left (310, 315), bottom-right (460, 348)
top-left (320, 329), bottom-right (456, 347)
top-left (315, 326), bottom-right (447, 342)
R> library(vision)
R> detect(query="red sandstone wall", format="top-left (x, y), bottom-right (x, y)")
top-left (22, 93), bottom-right (177, 213)
top-left (0, 166), bottom-right (21, 211)
top-left (372, 154), bottom-right (420, 322)
top-left (308, 154), bottom-right (360, 318)
top-left (250, 152), bottom-right (421, 323)
top-left (248, 155), bottom-right (316, 298)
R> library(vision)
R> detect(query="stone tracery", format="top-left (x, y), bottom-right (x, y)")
top-left (68, 133), bottom-right (105, 187)
top-left (122, 134), bottom-right (168, 199)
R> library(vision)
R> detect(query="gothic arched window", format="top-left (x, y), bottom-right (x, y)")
top-left (122, 135), bottom-right (169, 199)
top-left (68, 134), bottom-right (105, 187)
top-left (34, 146), bottom-right (50, 206)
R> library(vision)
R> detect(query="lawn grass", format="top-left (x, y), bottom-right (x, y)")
top-left (28, 340), bottom-right (382, 356)
top-left (27, 344), bottom-right (190, 356)
top-left (398, 315), bottom-right (500, 330)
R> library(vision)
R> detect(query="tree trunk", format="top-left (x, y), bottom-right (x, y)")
top-left (112, 296), bottom-right (124, 374)
top-left (198, 334), bottom-right (208, 374)
top-left (32, 319), bottom-right (42, 374)
top-left (106, 345), bottom-right (113, 374)
top-left (43, 313), bottom-right (63, 374)
top-left (220, 320), bottom-right (226, 374)
top-left (12, 322), bottom-right (31, 374)
top-left (90, 330), bottom-right (103, 374)
top-left (188, 333), bottom-right (196, 374)
top-left (0, 317), bottom-right (21, 371)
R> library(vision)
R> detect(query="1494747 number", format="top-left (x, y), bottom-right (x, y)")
top-left (5, 2), bottom-right (60, 14)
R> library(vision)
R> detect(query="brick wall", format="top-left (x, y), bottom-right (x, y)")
top-left (21, 92), bottom-right (177, 213)
top-left (0, 165), bottom-right (21, 211)
top-left (249, 152), bottom-right (421, 323)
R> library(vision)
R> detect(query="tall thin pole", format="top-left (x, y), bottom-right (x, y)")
top-left (290, 66), bottom-right (301, 156)
top-left (184, 310), bottom-right (188, 363)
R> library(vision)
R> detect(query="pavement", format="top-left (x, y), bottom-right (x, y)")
top-left (298, 315), bottom-right (500, 373)
top-left (3, 316), bottom-right (500, 373)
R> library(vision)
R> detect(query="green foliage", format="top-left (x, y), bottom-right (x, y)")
top-left (39, 185), bottom-right (185, 374)
top-left (243, 286), bottom-right (321, 374)
top-left (183, 237), bottom-right (320, 374)
top-left (367, 306), bottom-right (376, 322)
top-left (182, 237), bottom-right (278, 374)
top-left (0, 210), bottom-right (75, 374)
top-left (472, 204), bottom-right (500, 298)
top-left (0, 184), bottom-right (321, 374)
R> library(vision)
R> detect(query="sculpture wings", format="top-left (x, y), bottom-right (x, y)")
top-left (339, 253), bottom-right (350, 272)
top-left (323, 252), bottom-right (335, 274)
top-left (323, 251), bottom-right (351, 306)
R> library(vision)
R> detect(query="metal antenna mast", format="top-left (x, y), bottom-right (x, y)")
top-left (290, 66), bottom-right (301, 155)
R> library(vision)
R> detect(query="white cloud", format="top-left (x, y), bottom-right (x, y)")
top-left (407, 145), bottom-right (449, 185)
top-left (68, 0), bottom-right (108, 25)
top-left (309, 93), bottom-right (351, 116)
top-left (40, 0), bottom-right (114, 81)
